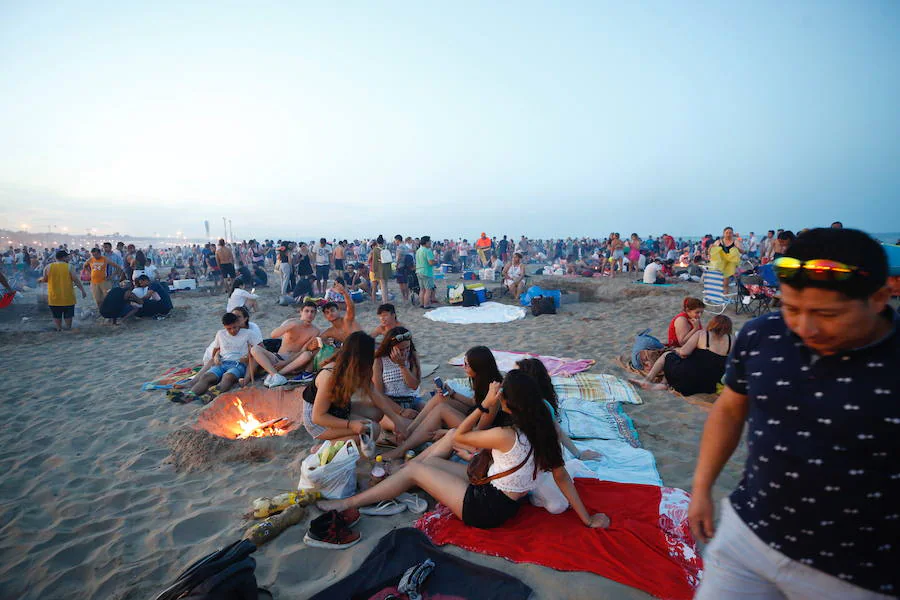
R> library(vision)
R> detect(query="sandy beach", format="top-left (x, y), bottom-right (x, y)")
top-left (0, 271), bottom-right (755, 599)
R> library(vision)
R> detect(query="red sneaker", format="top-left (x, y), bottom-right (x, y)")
top-left (336, 507), bottom-right (360, 528)
top-left (303, 519), bottom-right (361, 549)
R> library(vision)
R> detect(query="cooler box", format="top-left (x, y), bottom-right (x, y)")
top-left (462, 271), bottom-right (478, 280)
top-left (171, 279), bottom-right (197, 291)
top-left (464, 283), bottom-right (488, 303)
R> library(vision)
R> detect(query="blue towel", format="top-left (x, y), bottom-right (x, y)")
top-left (630, 328), bottom-right (664, 370)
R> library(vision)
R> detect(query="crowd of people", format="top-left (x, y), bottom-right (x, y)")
top-left (3, 223), bottom-right (898, 597)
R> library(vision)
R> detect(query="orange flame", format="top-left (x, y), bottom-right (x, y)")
top-left (233, 398), bottom-right (288, 439)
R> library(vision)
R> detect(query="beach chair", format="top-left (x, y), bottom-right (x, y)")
top-left (701, 268), bottom-right (728, 315)
top-left (735, 269), bottom-right (776, 317)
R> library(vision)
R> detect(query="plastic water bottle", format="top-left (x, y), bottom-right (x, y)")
top-left (370, 455), bottom-right (386, 486)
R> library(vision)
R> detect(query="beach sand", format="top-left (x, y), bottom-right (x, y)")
top-left (0, 272), bottom-right (754, 599)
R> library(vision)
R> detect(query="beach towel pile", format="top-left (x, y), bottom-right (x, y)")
top-left (420, 374), bottom-right (702, 598)
top-left (448, 349), bottom-right (595, 376)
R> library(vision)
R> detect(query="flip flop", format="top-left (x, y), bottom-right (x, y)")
top-left (396, 492), bottom-right (429, 514)
top-left (359, 500), bottom-right (407, 516)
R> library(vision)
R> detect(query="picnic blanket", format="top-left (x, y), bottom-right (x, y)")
top-left (309, 527), bottom-right (533, 600)
top-left (424, 302), bottom-right (526, 324)
top-left (415, 479), bottom-right (702, 600)
top-left (448, 349), bottom-right (594, 376)
top-left (551, 373), bottom-right (641, 405)
top-left (141, 365), bottom-right (202, 391)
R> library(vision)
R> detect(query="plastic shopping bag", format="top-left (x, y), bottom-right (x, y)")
top-left (298, 439), bottom-right (360, 499)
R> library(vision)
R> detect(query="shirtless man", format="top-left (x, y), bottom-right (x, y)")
top-left (369, 303), bottom-right (405, 338)
top-left (216, 239), bottom-right (236, 282)
top-left (319, 283), bottom-right (362, 342)
top-left (249, 300), bottom-right (320, 387)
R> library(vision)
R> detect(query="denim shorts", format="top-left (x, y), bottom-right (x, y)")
top-left (209, 360), bottom-right (247, 380)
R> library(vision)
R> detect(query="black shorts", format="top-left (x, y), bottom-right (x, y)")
top-left (220, 263), bottom-right (236, 279)
top-left (334, 259), bottom-right (344, 271)
top-left (315, 265), bottom-right (330, 281)
top-left (462, 483), bottom-right (522, 529)
top-left (50, 305), bottom-right (75, 319)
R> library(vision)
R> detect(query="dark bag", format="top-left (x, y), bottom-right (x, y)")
top-left (467, 446), bottom-right (534, 486)
top-left (462, 289), bottom-right (481, 307)
top-left (530, 296), bottom-right (556, 316)
top-left (154, 539), bottom-right (262, 600)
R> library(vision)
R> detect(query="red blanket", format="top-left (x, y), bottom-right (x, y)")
top-left (415, 479), bottom-right (702, 600)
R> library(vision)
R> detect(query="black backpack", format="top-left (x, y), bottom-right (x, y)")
top-left (155, 540), bottom-right (264, 600)
top-left (462, 289), bottom-right (481, 307)
top-left (530, 296), bottom-right (556, 316)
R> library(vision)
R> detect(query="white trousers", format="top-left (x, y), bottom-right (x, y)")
top-left (696, 500), bottom-right (893, 599)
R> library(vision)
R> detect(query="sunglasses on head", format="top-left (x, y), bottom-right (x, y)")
top-left (394, 331), bottom-right (412, 342)
top-left (773, 257), bottom-right (869, 282)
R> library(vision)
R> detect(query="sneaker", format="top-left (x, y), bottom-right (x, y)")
top-left (304, 516), bottom-right (361, 550)
top-left (336, 507), bottom-right (361, 528)
top-left (263, 373), bottom-right (273, 386)
top-left (266, 373), bottom-right (288, 388)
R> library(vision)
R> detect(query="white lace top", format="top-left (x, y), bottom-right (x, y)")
top-left (487, 431), bottom-right (538, 493)
top-left (381, 359), bottom-right (417, 398)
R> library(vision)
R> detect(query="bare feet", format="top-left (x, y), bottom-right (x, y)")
top-left (627, 378), bottom-right (667, 391)
top-left (317, 498), bottom-right (350, 512)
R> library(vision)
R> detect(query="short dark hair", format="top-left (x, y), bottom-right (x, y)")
top-left (377, 303), bottom-right (395, 315)
top-left (394, 234), bottom-right (403, 241)
top-left (55, 250), bottom-right (68, 259)
top-left (782, 228), bottom-right (887, 299)
top-left (222, 312), bottom-right (239, 325)
top-left (91, 247), bottom-right (101, 253)
top-left (777, 230), bottom-right (795, 242)
top-left (320, 238), bottom-right (327, 244)
top-left (322, 301), bottom-right (339, 312)
top-left (301, 300), bottom-right (318, 310)
top-left (420, 235), bottom-right (431, 244)
top-left (136, 274), bottom-right (150, 282)
top-left (232, 277), bottom-right (244, 288)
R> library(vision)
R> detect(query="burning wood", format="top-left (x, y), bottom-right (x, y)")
top-left (233, 398), bottom-right (292, 439)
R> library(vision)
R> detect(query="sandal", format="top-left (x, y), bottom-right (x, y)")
top-left (396, 492), bottom-right (429, 514)
top-left (359, 500), bottom-right (407, 516)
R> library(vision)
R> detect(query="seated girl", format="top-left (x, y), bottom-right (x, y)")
top-left (668, 297), bottom-right (704, 348)
top-left (631, 315), bottom-right (733, 396)
top-left (302, 331), bottom-right (411, 446)
top-left (373, 327), bottom-right (422, 413)
top-left (318, 370), bottom-right (610, 530)
top-left (501, 252), bottom-right (526, 298)
top-left (515, 359), bottom-right (601, 461)
top-left (167, 267), bottom-right (181, 284)
top-left (380, 346), bottom-right (502, 462)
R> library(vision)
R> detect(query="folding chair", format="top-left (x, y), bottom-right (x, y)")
top-left (702, 268), bottom-right (729, 315)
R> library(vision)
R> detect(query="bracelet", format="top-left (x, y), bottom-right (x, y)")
top-left (476, 402), bottom-right (489, 413)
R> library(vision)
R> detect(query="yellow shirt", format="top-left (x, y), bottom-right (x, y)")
top-left (47, 262), bottom-right (76, 307)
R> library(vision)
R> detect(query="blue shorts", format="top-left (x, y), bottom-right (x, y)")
top-left (315, 265), bottom-right (330, 281)
top-left (209, 360), bottom-right (247, 380)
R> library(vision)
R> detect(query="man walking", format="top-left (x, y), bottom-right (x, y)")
top-left (83, 247), bottom-right (124, 309)
top-left (690, 228), bottom-right (898, 599)
top-left (314, 238), bottom-right (332, 296)
top-left (415, 236), bottom-right (438, 309)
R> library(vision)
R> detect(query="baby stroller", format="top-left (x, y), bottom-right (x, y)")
top-left (407, 270), bottom-right (422, 307)
top-left (735, 264), bottom-right (778, 317)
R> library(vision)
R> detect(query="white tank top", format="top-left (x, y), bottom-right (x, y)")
top-left (381, 359), bottom-right (417, 397)
top-left (487, 430), bottom-right (538, 493)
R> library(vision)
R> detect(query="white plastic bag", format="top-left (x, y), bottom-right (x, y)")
top-left (298, 440), bottom-right (360, 499)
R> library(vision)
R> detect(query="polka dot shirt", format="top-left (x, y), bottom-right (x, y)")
top-left (725, 308), bottom-right (899, 595)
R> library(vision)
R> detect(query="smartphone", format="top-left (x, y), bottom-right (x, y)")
top-left (433, 377), bottom-right (445, 392)
top-left (251, 288), bottom-right (256, 295)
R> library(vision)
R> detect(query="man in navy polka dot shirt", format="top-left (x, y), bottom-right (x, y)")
top-left (691, 228), bottom-right (898, 599)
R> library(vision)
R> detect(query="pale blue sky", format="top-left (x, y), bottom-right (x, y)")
top-left (1, 1), bottom-right (898, 240)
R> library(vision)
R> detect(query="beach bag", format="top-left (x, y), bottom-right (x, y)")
top-left (529, 470), bottom-right (569, 514)
top-left (520, 285), bottom-right (560, 308)
top-left (447, 283), bottom-right (465, 305)
top-left (298, 440), bottom-right (360, 499)
top-left (462, 289), bottom-right (480, 307)
top-left (380, 248), bottom-right (393, 264)
top-left (154, 539), bottom-right (262, 600)
top-left (479, 268), bottom-right (495, 281)
top-left (530, 296), bottom-right (556, 316)
top-left (467, 446), bottom-right (533, 486)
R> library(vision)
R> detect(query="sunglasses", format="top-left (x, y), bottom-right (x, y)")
top-left (773, 257), bottom-right (869, 282)
top-left (394, 332), bottom-right (412, 342)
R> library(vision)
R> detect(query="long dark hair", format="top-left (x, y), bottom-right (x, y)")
top-left (323, 331), bottom-right (375, 408)
top-left (465, 346), bottom-right (502, 403)
top-left (231, 305), bottom-right (251, 329)
top-left (502, 370), bottom-right (563, 473)
top-left (515, 358), bottom-right (557, 415)
top-left (134, 250), bottom-right (146, 269)
top-left (375, 327), bottom-right (420, 376)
